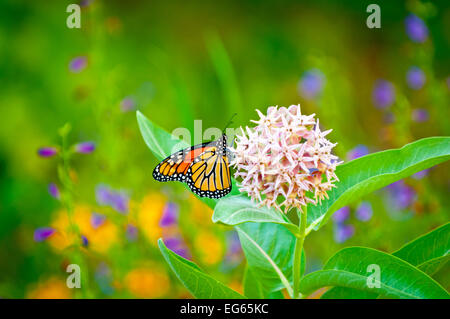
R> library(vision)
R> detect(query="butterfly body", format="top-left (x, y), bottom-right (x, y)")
top-left (153, 134), bottom-right (232, 199)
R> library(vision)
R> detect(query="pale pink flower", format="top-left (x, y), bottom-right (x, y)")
top-left (231, 105), bottom-right (342, 213)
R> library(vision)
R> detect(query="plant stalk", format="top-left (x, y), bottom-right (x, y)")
top-left (58, 124), bottom-right (91, 298)
top-left (293, 207), bottom-right (307, 299)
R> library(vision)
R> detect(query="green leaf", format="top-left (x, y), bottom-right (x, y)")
top-left (307, 137), bottom-right (450, 232)
top-left (266, 290), bottom-right (285, 299)
top-left (321, 287), bottom-right (377, 299)
top-left (323, 223), bottom-right (450, 299)
top-left (137, 110), bottom-right (189, 161)
top-left (243, 266), bottom-right (286, 299)
top-left (393, 222), bottom-right (450, 275)
top-left (158, 239), bottom-right (245, 299)
top-left (136, 111), bottom-right (239, 208)
top-left (213, 195), bottom-right (300, 236)
top-left (243, 266), bottom-right (265, 299)
top-left (236, 222), bottom-right (305, 297)
top-left (300, 247), bottom-right (449, 299)
top-left (416, 257), bottom-right (449, 276)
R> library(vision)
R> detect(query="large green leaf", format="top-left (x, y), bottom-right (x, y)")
top-left (213, 195), bottom-right (300, 236)
top-left (300, 247), bottom-right (449, 299)
top-left (322, 223), bottom-right (450, 299)
top-left (137, 110), bottom-right (189, 161)
top-left (321, 287), bottom-right (377, 299)
top-left (243, 266), bottom-right (265, 299)
top-left (236, 222), bottom-right (305, 297)
top-left (394, 222), bottom-right (450, 275)
top-left (136, 111), bottom-right (239, 208)
top-left (242, 266), bottom-right (287, 299)
top-left (158, 239), bottom-right (245, 299)
top-left (307, 137), bottom-right (450, 232)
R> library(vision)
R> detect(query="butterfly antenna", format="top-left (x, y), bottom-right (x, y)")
top-left (222, 113), bottom-right (237, 133)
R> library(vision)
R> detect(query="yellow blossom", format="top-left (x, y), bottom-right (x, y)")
top-left (137, 193), bottom-right (166, 243)
top-left (194, 231), bottom-right (224, 265)
top-left (124, 266), bottom-right (170, 298)
top-left (189, 195), bottom-right (213, 226)
top-left (48, 205), bottom-right (118, 253)
top-left (27, 277), bottom-right (71, 299)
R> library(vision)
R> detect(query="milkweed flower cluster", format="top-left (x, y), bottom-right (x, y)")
top-left (231, 105), bottom-right (342, 213)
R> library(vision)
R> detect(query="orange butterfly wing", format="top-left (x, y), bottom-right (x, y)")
top-left (152, 135), bottom-right (232, 199)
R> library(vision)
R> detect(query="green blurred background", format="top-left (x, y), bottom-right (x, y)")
top-left (0, 0), bottom-right (449, 298)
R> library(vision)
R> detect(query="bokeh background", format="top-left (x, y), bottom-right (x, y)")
top-left (0, 0), bottom-right (449, 298)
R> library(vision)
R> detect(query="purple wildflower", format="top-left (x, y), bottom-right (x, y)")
top-left (347, 145), bottom-right (369, 161)
top-left (405, 14), bottom-right (428, 43)
top-left (95, 184), bottom-right (129, 214)
top-left (126, 224), bottom-right (138, 242)
top-left (395, 187), bottom-right (416, 209)
top-left (96, 184), bottom-right (112, 206)
top-left (37, 147), bottom-right (58, 158)
top-left (159, 203), bottom-right (179, 227)
top-left (164, 236), bottom-right (190, 259)
top-left (90, 212), bottom-right (106, 229)
top-left (411, 109), bottom-right (429, 123)
top-left (228, 231), bottom-right (242, 255)
top-left (298, 69), bottom-right (325, 100)
top-left (69, 56), bottom-right (87, 73)
top-left (48, 183), bottom-right (60, 200)
top-left (81, 235), bottom-right (89, 247)
top-left (333, 224), bottom-right (355, 243)
top-left (332, 206), bottom-right (350, 224)
top-left (120, 96), bottom-right (136, 112)
top-left (225, 231), bottom-right (242, 262)
top-left (221, 232), bottom-right (243, 270)
top-left (356, 202), bottom-right (373, 222)
top-left (373, 80), bottom-right (395, 109)
top-left (412, 169), bottom-right (429, 180)
top-left (34, 227), bottom-right (55, 242)
top-left (74, 141), bottom-right (96, 154)
top-left (109, 192), bottom-right (129, 214)
top-left (406, 66), bottom-right (426, 90)
top-left (164, 237), bottom-right (181, 248)
top-left (387, 180), bottom-right (416, 210)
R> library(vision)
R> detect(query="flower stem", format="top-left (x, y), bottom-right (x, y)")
top-left (293, 207), bottom-right (307, 299)
top-left (58, 124), bottom-right (91, 298)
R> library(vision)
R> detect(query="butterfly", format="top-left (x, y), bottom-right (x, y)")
top-left (152, 133), bottom-right (233, 199)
